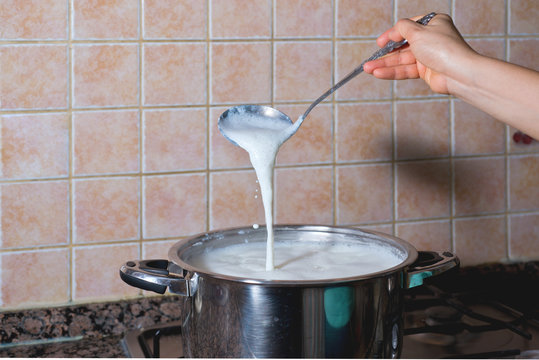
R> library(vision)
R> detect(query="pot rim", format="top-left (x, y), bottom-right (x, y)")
top-left (168, 224), bottom-right (419, 286)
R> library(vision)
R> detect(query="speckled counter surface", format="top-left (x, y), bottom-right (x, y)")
top-left (0, 334), bottom-right (126, 358)
top-left (0, 296), bottom-right (183, 358)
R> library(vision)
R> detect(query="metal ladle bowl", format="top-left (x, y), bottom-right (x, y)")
top-left (218, 12), bottom-right (436, 145)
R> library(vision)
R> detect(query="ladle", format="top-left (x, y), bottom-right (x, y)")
top-left (218, 12), bottom-right (436, 146)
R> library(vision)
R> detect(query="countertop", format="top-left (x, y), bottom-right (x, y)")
top-left (0, 296), bottom-right (183, 358)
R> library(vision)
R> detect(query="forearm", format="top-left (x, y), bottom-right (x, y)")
top-left (448, 53), bottom-right (539, 139)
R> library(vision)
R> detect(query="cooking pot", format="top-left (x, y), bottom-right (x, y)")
top-left (120, 225), bottom-right (458, 358)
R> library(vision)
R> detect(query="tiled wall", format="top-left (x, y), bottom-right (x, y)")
top-left (1, 0), bottom-right (538, 310)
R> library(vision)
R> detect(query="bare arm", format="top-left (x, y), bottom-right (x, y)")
top-left (363, 14), bottom-right (539, 140)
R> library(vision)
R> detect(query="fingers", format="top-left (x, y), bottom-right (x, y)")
top-left (373, 64), bottom-right (420, 80)
top-left (363, 48), bottom-right (420, 80)
top-left (363, 49), bottom-right (417, 73)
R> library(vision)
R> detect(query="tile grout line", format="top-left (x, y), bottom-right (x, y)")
top-left (450, 98), bottom-right (456, 253)
top-left (206, 0), bottom-right (212, 232)
top-left (138, 0), bottom-right (145, 271)
top-left (504, 0), bottom-right (512, 260)
top-left (332, 0), bottom-right (338, 226)
top-left (271, 0), bottom-right (277, 224)
top-left (68, 0), bottom-right (75, 303)
top-left (448, 0), bottom-right (456, 255)
top-left (392, 0), bottom-right (398, 235)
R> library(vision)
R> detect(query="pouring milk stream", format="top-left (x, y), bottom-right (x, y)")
top-left (218, 13), bottom-right (437, 273)
top-left (217, 107), bottom-right (303, 271)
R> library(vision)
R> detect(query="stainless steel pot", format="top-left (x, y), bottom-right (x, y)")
top-left (120, 225), bottom-right (458, 358)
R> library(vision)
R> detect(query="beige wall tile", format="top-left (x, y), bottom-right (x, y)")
top-left (1, 249), bottom-right (69, 308)
top-left (0, 45), bottom-right (67, 110)
top-left (396, 100), bottom-right (450, 159)
top-left (336, 103), bottom-right (392, 162)
top-left (144, 43), bottom-right (206, 106)
top-left (396, 0), bottom-right (451, 19)
top-left (454, 0), bottom-right (505, 35)
top-left (396, 160), bottom-right (451, 220)
top-left (510, 0), bottom-right (539, 34)
top-left (337, 0), bottom-right (392, 37)
top-left (454, 216), bottom-right (506, 266)
top-left (274, 42), bottom-right (332, 101)
top-left (396, 78), bottom-right (438, 98)
top-left (510, 155), bottom-right (539, 211)
top-left (337, 164), bottom-right (392, 224)
top-left (396, 220), bottom-right (451, 251)
top-left (73, 110), bottom-right (139, 175)
top-left (143, 239), bottom-right (179, 259)
top-left (1, 181), bottom-right (68, 248)
top-left (454, 157), bottom-right (506, 216)
top-left (211, 42), bottom-right (271, 104)
top-left (144, 0), bottom-right (206, 39)
top-left (72, 0), bottom-right (138, 39)
top-left (510, 213), bottom-right (539, 260)
top-left (210, 170), bottom-right (265, 229)
top-left (0, 0), bottom-right (67, 40)
top-left (275, 0), bottom-right (332, 38)
top-left (336, 41), bottom-right (392, 100)
top-left (359, 224), bottom-right (394, 236)
top-left (453, 101), bottom-right (505, 156)
top-left (509, 39), bottom-right (539, 71)
top-left (144, 174), bottom-right (206, 238)
top-left (74, 177), bottom-right (139, 243)
top-left (74, 244), bottom-right (139, 301)
top-left (144, 108), bottom-right (206, 172)
top-left (210, 0), bottom-right (271, 39)
top-left (276, 104), bottom-right (333, 165)
top-left (1, 113), bottom-right (69, 179)
top-left (467, 38), bottom-right (505, 60)
top-left (275, 167), bottom-right (333, 224)
top-left (73, 44), bottom-right (138, 108)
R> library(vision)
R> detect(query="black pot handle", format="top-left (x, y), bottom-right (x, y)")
top-left (406, 251), bottom-right (459, 288)
top-left (119, 259), bottom-right (194, 296)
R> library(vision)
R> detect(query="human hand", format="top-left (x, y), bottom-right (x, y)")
top-left (363, 14), bottom-right (477, 95)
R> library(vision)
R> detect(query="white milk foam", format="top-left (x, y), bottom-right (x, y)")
top-left (188, 240), bottom-right (403, 281)
top-left (221, 111), bottom-right (302, 271)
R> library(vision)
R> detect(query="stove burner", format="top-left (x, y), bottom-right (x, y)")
top-left (404, 284), bottom-right (533, 340)
top-left (122, 321), bottom-right (184, 358)
top-left (425, 305), bottom-right (462, 327)
top-left (402, 267), bottom-right (539, 359)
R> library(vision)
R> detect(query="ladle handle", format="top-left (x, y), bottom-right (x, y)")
top-left (301, 12), bottom-right (436, 120)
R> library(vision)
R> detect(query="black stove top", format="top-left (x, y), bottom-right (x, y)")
top-left (123, 262), bottom-right (539, 358)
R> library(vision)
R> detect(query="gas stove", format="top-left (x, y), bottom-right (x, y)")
top-left (122, 262), bottom-right (539, 358)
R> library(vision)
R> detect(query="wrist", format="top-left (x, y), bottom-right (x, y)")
top-left (445, 51), bottom-right (484, 98)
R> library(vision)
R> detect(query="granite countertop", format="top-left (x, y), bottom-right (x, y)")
top-left (0, 296), bottom-right (184, 358)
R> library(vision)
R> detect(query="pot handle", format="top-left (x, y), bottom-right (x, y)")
top-left (406, 251), bottom-right (459, 288)
top-left (119, 259), bottom-right (194, 296)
